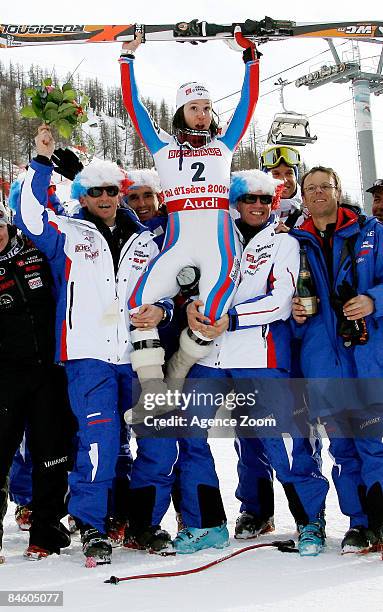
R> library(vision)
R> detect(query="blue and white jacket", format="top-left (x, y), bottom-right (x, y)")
top-left (15, 159), bottom-right (163, 365)
top-left (199, 214), bottom-right (299, 370)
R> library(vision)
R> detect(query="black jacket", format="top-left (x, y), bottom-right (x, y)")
top-left (0, 232), bottom-right (56, 365)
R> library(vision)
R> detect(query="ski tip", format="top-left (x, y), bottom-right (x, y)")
top-left (271, 539), bottom-right (295, 548)
top-left (149, 547), bottom-right (176, 557)
top-left (273, 540), bottom-right (299, 553)
top-left (105, 575), bottom-right (119, 585)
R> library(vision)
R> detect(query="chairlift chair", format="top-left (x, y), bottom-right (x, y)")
top-left (268, 78), bottom-right (317, 147)
top-left (267, 112), bottom-right (317, 147)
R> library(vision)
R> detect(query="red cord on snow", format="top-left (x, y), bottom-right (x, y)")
top-left (104, 539), bottom-right (297, 585)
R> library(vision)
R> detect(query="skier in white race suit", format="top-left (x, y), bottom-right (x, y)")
top-left (119, 29), bottom-right (261, 406)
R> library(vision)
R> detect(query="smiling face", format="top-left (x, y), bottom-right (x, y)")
top-left (270, 162), bottom-right (297, 200)
top-left (183, 100), bottom-right (212, 131)
top-left (237, 192), bottom-right (272, 227)
top-left (80, 185), bottom-right (119, 226)
top-left (372, 188), bottom-right (383, 222)
top-left (126, 186), bottom-right (158, 222)
top-left (302, 170), bottom-right (339, 227)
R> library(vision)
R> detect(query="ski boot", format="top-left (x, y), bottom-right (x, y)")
top-left (367, 525), bottom-right (383, 553)
top-left (15, 505), bottom-right (32, 531)
top-left (24, 521), bottom-right (71, 561)
top-left (123, 525), bottom-right (174, 555)
top-left (341, 526), bottom-right (371, 554)
top-left (81, 527), bottom-right (112, 567)
top-left (107, 518), bottom-right (127, 548)
top-left (234, 512), bottom-right (275, 540)
top-left (24, 545), bottom-right (52, 560)
top-left (297, 520), bottom-right (326, 557)
top-left (173, 524), bottom-right (230, 554)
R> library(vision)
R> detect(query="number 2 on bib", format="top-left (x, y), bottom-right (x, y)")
top-left (191, 162), bottom-right (206, 182)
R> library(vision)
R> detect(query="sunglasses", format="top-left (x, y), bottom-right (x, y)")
top-left (86, 186), bottom-right (119, 198)
top-left (238, 194), bottom-right (273, 205)
top-left (260, 146), bottom-right (301, 169)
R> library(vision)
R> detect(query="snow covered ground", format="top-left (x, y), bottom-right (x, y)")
top-left (1, 439), bottom-right (383, 612)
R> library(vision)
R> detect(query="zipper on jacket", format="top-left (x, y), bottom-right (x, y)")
top-left (68, 281), bottom-right (74, 330)
top-left (117, 231), bottom-right (149, 272)
top-left (261, 324), bottom-right (267, 348)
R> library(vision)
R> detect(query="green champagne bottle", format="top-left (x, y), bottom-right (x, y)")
top-left (297, 247), bottom-right (317, 316)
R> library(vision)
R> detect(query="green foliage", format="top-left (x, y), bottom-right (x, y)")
top-left (21, 79), bottom-right (89, 138)
top-left (20, 106), bottom-right (38, 118)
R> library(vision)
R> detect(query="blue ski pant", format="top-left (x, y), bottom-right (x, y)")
top-left (130, 365), bottom-right (328, 528)
top-left (321, 407), bottom-right (383, 529)
top-left (236, 380), bottom-right (323, 518)
top-left (9, 440), bottom-right (32, 507)
top-left (65, 359), bottom-right (135, 534)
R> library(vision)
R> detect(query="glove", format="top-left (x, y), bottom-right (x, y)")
top-left (224, 25), bottom-right (262, 63)
top-left (51, 148), bottom-right (84, 181)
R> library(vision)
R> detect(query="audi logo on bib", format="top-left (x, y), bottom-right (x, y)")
top-left (167, 197), bottom-right (229, 212)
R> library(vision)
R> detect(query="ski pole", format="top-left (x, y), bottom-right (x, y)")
top-left (104, 539), bottom-right (297, 585)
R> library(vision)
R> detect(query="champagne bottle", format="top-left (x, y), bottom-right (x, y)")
top-left (335, 280), bottom-right (369, 347)
top-left (297, 247), bottom-right (317, 316)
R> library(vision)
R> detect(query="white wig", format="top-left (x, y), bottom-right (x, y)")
top-left (127, 168), bottom-right (162, 194)
top-left (71, 159), bottom-right (125, 199)
top-left (229, 170), bottom-right (283, 204)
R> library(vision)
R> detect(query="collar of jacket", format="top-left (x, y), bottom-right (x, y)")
top-left (73, 206), bottom-right (150, 235)
top-left (294, 206), bottom-right (360, 246)
top-left (235, 212), bottom-right (277, 245)
top-left (0, 233), bottom-right (24, 261)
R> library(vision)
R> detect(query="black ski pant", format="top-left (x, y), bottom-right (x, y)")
top-left (0, 364), bottom-right (75, 548)
top-left (0, 474), bottom-right (8, 548)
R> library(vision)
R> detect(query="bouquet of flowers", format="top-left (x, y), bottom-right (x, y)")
top-left (20, 78), bottom-right (89, 138)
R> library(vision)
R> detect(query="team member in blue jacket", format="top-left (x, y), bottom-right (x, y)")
top-left (15, 126), bottom-right (173, 565)
top-left (291, 165), bottom-right (383, 553)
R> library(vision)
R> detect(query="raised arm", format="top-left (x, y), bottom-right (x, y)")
top-left (219, 28), bottom-right (260, 152)
top-left (119, 34), bottom-right (169, 155)
top-left (14, 126), bottom-right (65, 261)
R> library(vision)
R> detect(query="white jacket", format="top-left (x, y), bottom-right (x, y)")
top-left (16, 160), bottom-right (160, 364)
top-left (199, 215), bottom-right (299, 370)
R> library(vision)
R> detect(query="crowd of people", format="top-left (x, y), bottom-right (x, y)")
top-left (0, 31), bottom-right (383, 567)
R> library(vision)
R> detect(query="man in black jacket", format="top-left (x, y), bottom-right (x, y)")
top-left (0, 202), bottom-right (74, 561)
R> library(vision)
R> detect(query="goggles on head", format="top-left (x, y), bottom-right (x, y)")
top-left (238, 194), bottom-right (273, 205)
top-left (174, 128), bottom-right (212, 150)
top-left (260, 146), bottom-right (301, 170)
top-left (86, 185), bottom-right (119, 198)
